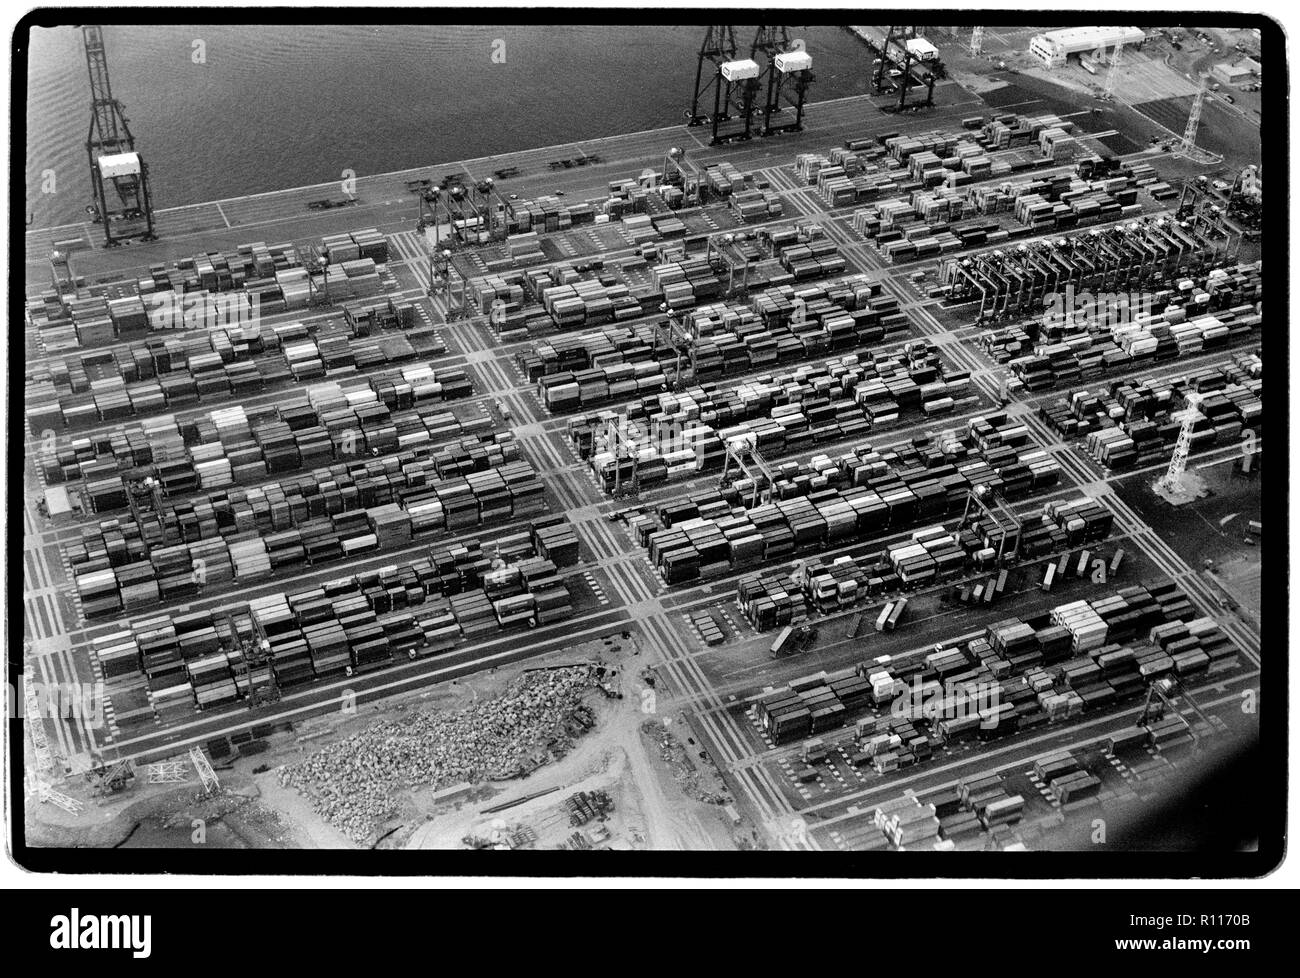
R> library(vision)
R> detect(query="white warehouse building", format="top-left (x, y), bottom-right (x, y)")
top-left (1028, 26), bottom-right (1146, 69)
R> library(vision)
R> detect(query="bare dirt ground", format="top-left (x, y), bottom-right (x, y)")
top-left (23, 628), bottom-right (740, 852)
top-left (23, 770), bottom-right (315, 851)
top-left (402, 653), bottom-right (742, 851)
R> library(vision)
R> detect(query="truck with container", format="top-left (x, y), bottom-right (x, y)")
top-left (771, 624), bottom-right (816, 658)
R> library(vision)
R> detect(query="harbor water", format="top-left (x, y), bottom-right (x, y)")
top-left (24, 23), bottom-right (872, 228)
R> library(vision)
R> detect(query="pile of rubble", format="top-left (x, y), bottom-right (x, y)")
top-left (642, 720), bottom-right (729, 806)
top-left (281, 666), bottom-right (598, 842)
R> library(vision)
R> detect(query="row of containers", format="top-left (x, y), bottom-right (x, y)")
top-left (70, 439), bottom-right (546, 617)
top-left (319, 229), bottom-right (389, 265)
top-left (470, 220), bottom-right (853, 335)
top-left (277, 330), bottom-right (453, 385)
top-left (968, 150), bottom-right (1134, 216)
top-left (469, 182), bottom-right (680, 259)
top-left (735, 493), bottom-right (1108, 632)
top-left (794, 112), bottom-right (1071, 213)
top-left (979, 262), bottom-right (1261, 366)
top-left (846, 704), bottom-right (1191, 851)
top-left (90, 519), bottom-right (580, 728)
top-left (859, 778), bottom-right (1027, 851)
top-left (827, 782), bottom-right (1026, 852)
top-left (309, 258), bottom-right (385, 304)
top-left (44, 362), bottom-right (475, 509)
top-left (28, 241), bottom-right (302, 352)
top-left (487, 167), bottom-right (690, 248)
top-left (752, 579), bottom-right (1236, 747)
top-left (568, 342), bottom-right (971, 494)
top-left (841, 122), bottom-right (1106, 244)
top-left (32, 295), bottom-right (419, 407)
top-left (27, 306), bottom-right (434, 436)
top-left (794, 146), bottom-right (906, 208)
top-left (1038, 360), bottom-right (1262, 469)
top-left (627, 412), bottom-right (1072, 586)
top-left (793, 708), bottom-right (933, 797)
top-left (858, 162), bottom-right (1146, 266)
top-left (997, 305), bottom-right (1261, 392)
top-left (30, 329), bottom-right (442, 435)
top-left (470, 258), bottom-right (643, 334)
top-left (138, 257), bottom-right (379, 330)
top-left (1030, 749), bottom-right (1105, 807)
top-left (524, 273), bottom-right (911, 412)
top-left (72, 413), bottom-right (504, 528)
top-left (765, 225), bottom-right (848, 282)
top-left (31, 318), bottom-right (318, 434)
top-left (621, 212), bottom-right (688, 244)
top-left (504, 161), bottom-right (698, 236)
top-left (28, 230), bottom-right (392, 354)
top-left (983, 267), bottom-right (1262, 391)
top-left (471, 178), bottom-right (668, 279)
top-left (730, 188), bottom-right (784, 223)
top-left (502, 155), bottom-right (763, 239)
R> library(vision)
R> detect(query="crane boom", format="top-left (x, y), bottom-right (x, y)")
top-left (1181, 74), bottom-right (1208, 153)
top-left (82, 25), bottom-right (156, 245)
top-left (84, 26), bottom-right (127, 150)
top-left (1104, 41), bottom-right (1124, 98)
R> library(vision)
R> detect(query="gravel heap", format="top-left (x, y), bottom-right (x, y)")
top-left (280, 666), bottom-right (597, 842)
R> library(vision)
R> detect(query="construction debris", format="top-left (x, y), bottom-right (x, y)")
top-left (280, 666), bottom-right (599, 842)
top-left (642, 721), bottom-right (730, 806)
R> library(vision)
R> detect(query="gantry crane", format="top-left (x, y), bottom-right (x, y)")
top-left (964, 483), bottom-right (1026, 563)
top-left (1140, 675), bottom-right (1214, 747)
top-left (707, 231), bottom-right (758, 295)
top-left (873, 26), bottom-right (901, 92)
top-left (429, 245), bottom-right (471, 321)
top-left (600, 417), bottom-right (643, 497)
top-left (687, 26), bottom-right (739, 127)
top-left (82, 25), bottom-right (156, 245)
top-left (711, 43), bottom-right (763, 144)
top-left (721, 436), bottom-right (777, 508)
top-left (654, 304), bottom-right (697, 390)
top-left (414, 174), bottom-right (508, 248)
top-left (658, 145), bottom-right (709, 206)
top-left (869, 26), bottom-right (939, 111)
top-left (751, 27), bottom-right (814, 135)
top-left (1176, 178), bottom-right (1241, 260)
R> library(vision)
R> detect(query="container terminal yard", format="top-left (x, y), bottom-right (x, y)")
top-left (18, 23), bottom-right (1267, 853)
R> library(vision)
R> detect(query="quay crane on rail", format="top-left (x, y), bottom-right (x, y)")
top-left (686, 25), bottom-right (815, 144)
top-left (81, 25), bottom-right (156, 245)
top-left (859, 27), bottom-right (941, 112)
